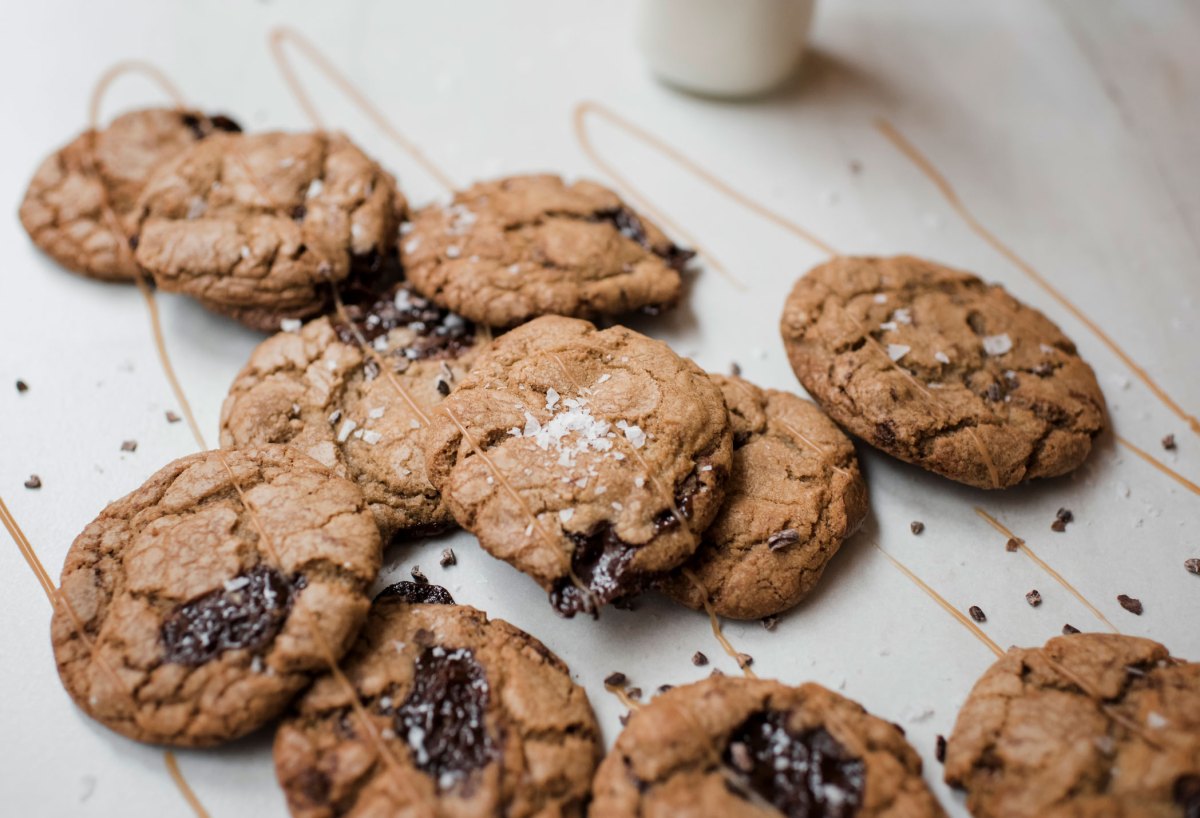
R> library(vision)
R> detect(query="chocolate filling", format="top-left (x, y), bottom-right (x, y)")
top-left (180, 111), bottom-right (242, 141)
top-left (389, 646), bottom-right (497, 792)
top-left (333, 282), bottom-right (476, 361)
top-left (1176, 774), bottom-right (1200, 818)
top-left (595, 206), bottom-right (695, 272)
top-left (723, 711), bottom-right (865, 818)
top-left (551, 523), bottom-right (642, 618)
top-left (375, 581), bottom-right (455, 605)
top-left (161, 564), bottom-right (296, 665)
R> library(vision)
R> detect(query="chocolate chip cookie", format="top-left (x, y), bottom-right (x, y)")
top-left (50, 445), bottom-right (381, 746)
top-left (780, 255), bottom-right (1106, 489)
top-left (945, 633), bottom-right (1200, 818)
top-left (274, 587), bottom-right (601, 817)
top-left (661, 375), bottom-right (868, 620)
top-left (590, 675), bottom-right (946, 818)
top-left (424, 315), bottom-right (732, 616)
top-left (20, 107), bottom-right (240, 282)
top-left (220, 282), bottom-right (480, 540)
top-left (134, 131), bottom-right (405, 330)
top-left (400, 173), bottom-right (691, 328)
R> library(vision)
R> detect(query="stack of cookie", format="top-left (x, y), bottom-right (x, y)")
top-left (24, 108), bottom-right (1199, 818)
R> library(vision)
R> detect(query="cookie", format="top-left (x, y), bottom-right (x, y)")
top-left (424, 315), bottom-right (733, 616)
top-left (19, 107), bottom-right (240, 282)
top-left (274, 587), bottom-right (601, 817)
top-left (780, 255), bottom-right (1107, 489)
top-left (400, 173), bottom-right (691, 328)
top-left (220, 282), bottom-right (480, 540)
top-left (50, 445), bottom-right (381, 746)
top-left (134, 131), bottom-right (405, 330)
top-left (661, 374), bottom-right (868, 620)
top-left (945, 633), bottom-right (1200, 818)
top-left (590, 675), bottom-right (946, 818)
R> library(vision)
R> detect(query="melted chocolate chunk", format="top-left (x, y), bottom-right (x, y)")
top-left (391, 647), bottom-right (497, 791)
top-left (333, 283), bottom-right (476, 361)
top-left (375, 581), bottom-right (455, 605)
top-left (723, 711), bottom-right (865, 818)
top-left (551, 523), bottom-right (641, 618)
top-left (1175, 774), bottom-right (1200, 818)
top-left (161, 565), bottom-right (295, 665)
top-left (595, 207), bottom-right (695, 272)
top-left (181, 112), bottom-right (243, 141)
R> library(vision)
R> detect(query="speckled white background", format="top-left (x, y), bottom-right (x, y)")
top-left (2, 2), bottom-right (1198, 816)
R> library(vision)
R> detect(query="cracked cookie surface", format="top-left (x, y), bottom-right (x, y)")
top-left (50, 445), bottom-right (381, 746)
top-left (780, 255), bottom-right (1106, 489)
top-left (424, 315), bottom-right (732, 616)
top-left (590, 675), bottom-right (945, 818)
top-left (400, 173), bottom-right (690, 328)
top-left (20, 107), bottom-right (240, 282)
top-left (220, 282), bottom-right (480, 540)
top-left (661, 374), bottom-right (868, 620)
top-left (274, 589), bottom-right (601, 817)
top-left (134, 131), bottom-right (404, 330)
top-left (945, 633), bottom-right (1200, 818)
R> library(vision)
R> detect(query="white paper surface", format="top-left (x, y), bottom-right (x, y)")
top-left (2, 2), bottom-right (1197, 816)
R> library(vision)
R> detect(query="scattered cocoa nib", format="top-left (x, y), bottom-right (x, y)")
top-left (761, 615), bottom-right (779, 632)
top-left (910, 521), bottom-right (925, 535)
top-left (1006, 537), bottom-right (1023, 552)
top-left (691, 651), bottom-right (708, 666)
top-left (626, 687), bottom-right (643, 700)
top-left (618, 712), bottom-right (630, 726)
top-left (165, 411), bottom-right (181, 423)
top-left (1051, 507), bottom-right (1074, 532)
top-left (120, 440), bottom-right (137, 452)
top-left (935, 735), bottom-right (947, 763)
top-left (656, 684), bottom-right (673, 695)
top-left (15, 379), bottom-right (29, 393)
top-left (1186, 558), bottom-right (1200, 576)
top-left (710, 668), bottom-right (725, 677)
top-left (604, 672), bottom-right (626, 688)
top-left (1117, 594), bottom-right (1143, 615)
top-left (767, 529), bottom-right (800, 550)
top-left (410, 565), bottom-right (428, 584)
top-left (730, 361), bottom-right (742, 377)
top-left (1063, 624), bottom-right (1081, 635)
top-left (737, 653), bottom-right (754, 669)
top-left (1025, 589), bottom-right (1042, 607)
top-left (24, 475), bottom-right (42, 490)
top-left (1162, 434), bottom-right (1176, 451)
top-left (968, 606), bottom-right (986, 623)
top-left (439, 548), bottom-right (456, 567)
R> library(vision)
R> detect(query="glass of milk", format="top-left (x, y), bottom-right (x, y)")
top-left (637, 0), bottom-right (816, 97)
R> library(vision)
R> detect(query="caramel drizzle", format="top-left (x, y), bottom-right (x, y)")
top-left (870, 540), bottom-right (1005, 658)
top-left (1040, 655), bottom-right (1163, 751)
top-left (973, 508), bottom-right (1120, 634)
top-left (1116, 434), bottom-right (1200, 496)
top-left (726, 376), bottom-right (850, 479)
top-left (267, 26), bottom-right (456, 192)
top-left (209, 452), bottom-right (432, 814)
top-left (603, 681), bottom-right (645, 712)
top-left (875, 117), bottom-right (1200, 441)
top-left (0, 494), bottom-right (212, 817)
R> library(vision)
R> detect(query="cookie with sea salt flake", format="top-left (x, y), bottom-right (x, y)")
top-left (424, 315), bottom-right (733, 616)
top-left (400, 173), bottom-right (692, 328)
top-left (274, 588), bottom-right (601, 817)
top-left (50, 445), bottom-right (381, 747)
top-left (780, 255), bottom-right (1106, 488)
top-left (220, 282), bottom-right (480, 541)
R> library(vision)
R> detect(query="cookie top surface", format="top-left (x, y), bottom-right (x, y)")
top-left (780, 255), bottom-right (1107, 489)
top-left (661, 375), bottom-right (868, 620)
top-left (19, 107), bottom-right (240, 282)
top-left (424, 315), bottom-right (733, 616)
top-left (945, 633), bottom-right (1200, 818)
top-left (400, 173), bottom-right (690, 328)
top-left (134, 131), bottom-right (404, 330)
top-left (220, 282), bottom-right (480, 540)
top-left (50, 445), bottom-right (381, 747)
top-left (590, 675), bottom-right (946, 818)
top-left (274, 592), bottom-right (601, 817)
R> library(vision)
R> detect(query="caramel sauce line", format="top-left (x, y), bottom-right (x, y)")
top-left (163, 752), bottom-right (211, 818)
top-left (726, 376), bottom-right (850, 478)
top-left (1041, 655), bottom-right (1163, 751)
top-left (267, 26), bottom-right (456, 192)
top-left (870, 541), bottom-right (1005, 658)
top-left (210, 451), bottom-right (431, 813)
top-left (973, 507), bottom-right (1121, 634)
top-left (135, 276), bottom-right (208, 450)
top-left (874, 116), bottom-right (1200, 440)
top-left (1116, 434), bottom-right (1200, 496)
top-left (603, 683), bottom-right (645, 712)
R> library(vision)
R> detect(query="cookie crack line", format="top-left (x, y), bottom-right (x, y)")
top-left (1, 493), bottom-right (212, 817)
